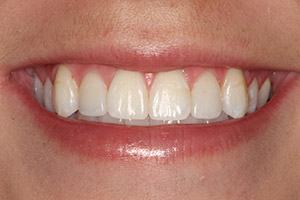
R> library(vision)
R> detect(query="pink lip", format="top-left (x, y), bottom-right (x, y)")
top-left (7, 69), bottom-right (299, 162)
top-left (5, 43), bottom-right (274, 75)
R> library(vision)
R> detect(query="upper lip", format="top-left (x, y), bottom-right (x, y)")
top-left (3, 36), bottom-right (297, 74)
top-left (1, 0), bottom-right (300, 75)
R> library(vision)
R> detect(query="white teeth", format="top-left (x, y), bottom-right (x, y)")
top-left (53, 66), bottom-right (79, 117)
top-left (191, 71), bottom-right (222, 119)
top-left (79, 73), bottom-right (107, 117)
top-left (107, 70), bottom-right (148, 120)
top-left (257, 78), bottom-right (271, 109)
top-left (149, 70), bottom-right (191, 120)
top-left (35, 65), bottom-right (274, 125)
top-left (247, 78), bottom-right (258, 114)
top-left (43, 77), bottom-right (55, 113)
top-left (34, 74), bottom-right (44, 105)
top-left (222, 68), bottom-right (248, 119)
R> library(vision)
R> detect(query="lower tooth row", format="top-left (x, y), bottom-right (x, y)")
top-left (33, 66), bottom-right (272, 125)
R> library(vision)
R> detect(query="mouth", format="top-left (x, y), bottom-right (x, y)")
top-left (6, 54), bottom-right (299, 162)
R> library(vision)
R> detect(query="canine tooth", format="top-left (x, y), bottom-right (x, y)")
top-left (99, 114), bottom-right (124, 125)
top-left (149, 70), bottom-right (191, 120)
top-left (34, 73), bottom-right (44, 105)
top-left (257, 78), bottom-right (271, 108)
top-left (247, 78), bottom-right (258, 113)
top-left (43, 77), bottom-right (55, 113)
top-left (107, 70), bottom-right (148, 120)
top-left (53, 66), bottom-right (79, 117)
top-left (191, 71), bottom-right (222, 119)
top-left (79, 73), bottom-right (107, 117)
top-left (222, 68), bottom-right (248, 118)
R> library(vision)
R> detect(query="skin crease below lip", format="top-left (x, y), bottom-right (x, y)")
top-left (1, 0), bottom-right (300, 199)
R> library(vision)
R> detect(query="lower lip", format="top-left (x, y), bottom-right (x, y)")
top-left (6, 73), bottom-right (299, 162)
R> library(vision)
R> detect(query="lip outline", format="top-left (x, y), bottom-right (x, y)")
top-left (2, 42), bottom-right (292, 76)
top-left (6, 68), bottom-right (300, 162)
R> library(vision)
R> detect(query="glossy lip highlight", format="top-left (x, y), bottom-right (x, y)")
top-left (7, 68), bottom-right (299, 162)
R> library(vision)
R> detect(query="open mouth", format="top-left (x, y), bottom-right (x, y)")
top-left (8, 62), bottom-right (298, 161)
top-left (15, 64), bottom-right (284, 124)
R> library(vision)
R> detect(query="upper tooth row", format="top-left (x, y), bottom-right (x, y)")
top-left (34, 66), bottom-right (271, 121)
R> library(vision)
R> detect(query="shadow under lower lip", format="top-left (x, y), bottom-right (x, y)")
top-left (7, 70), bottom-right (299, 162)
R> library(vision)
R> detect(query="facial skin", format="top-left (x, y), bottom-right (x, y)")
top-left (0, 0), bottom-right (300, 199)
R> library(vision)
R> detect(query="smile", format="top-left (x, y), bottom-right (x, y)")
top-left (21, 64), bottom-right (283, 124)
top-left (8, 61), bottom-right (298, 161)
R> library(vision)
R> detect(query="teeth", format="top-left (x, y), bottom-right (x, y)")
top-left (191, 71), bottom-right (222, 119)
top-left (43, 77), bottom-right (55, 113)
top-left (53, 66), bottom-right (79, 117)
top-left (149, 70), bottom-right (191, 120)
top-left (222, 68), bottom-right (248, 118)
top-left (247, 78), bottom-right (258, 114)
top-left (35, 64), bottom-right (274, 125)
top-left (34, 74), bottom-right (44, 105)
top-left (79, 73), bottom-right (107, 117)
top-left (257, 78), bottom-right (271, 109)
top-left (107, 70), bottom-right (148, 120)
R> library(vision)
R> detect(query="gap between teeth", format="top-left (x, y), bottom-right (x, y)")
top-left (33, 66), bottom-right (272, 126)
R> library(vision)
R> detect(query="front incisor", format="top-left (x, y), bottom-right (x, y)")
top-left (149, 70), bottom-right (191, 120)
top-left (107, 70), bottom-right (148, 120)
